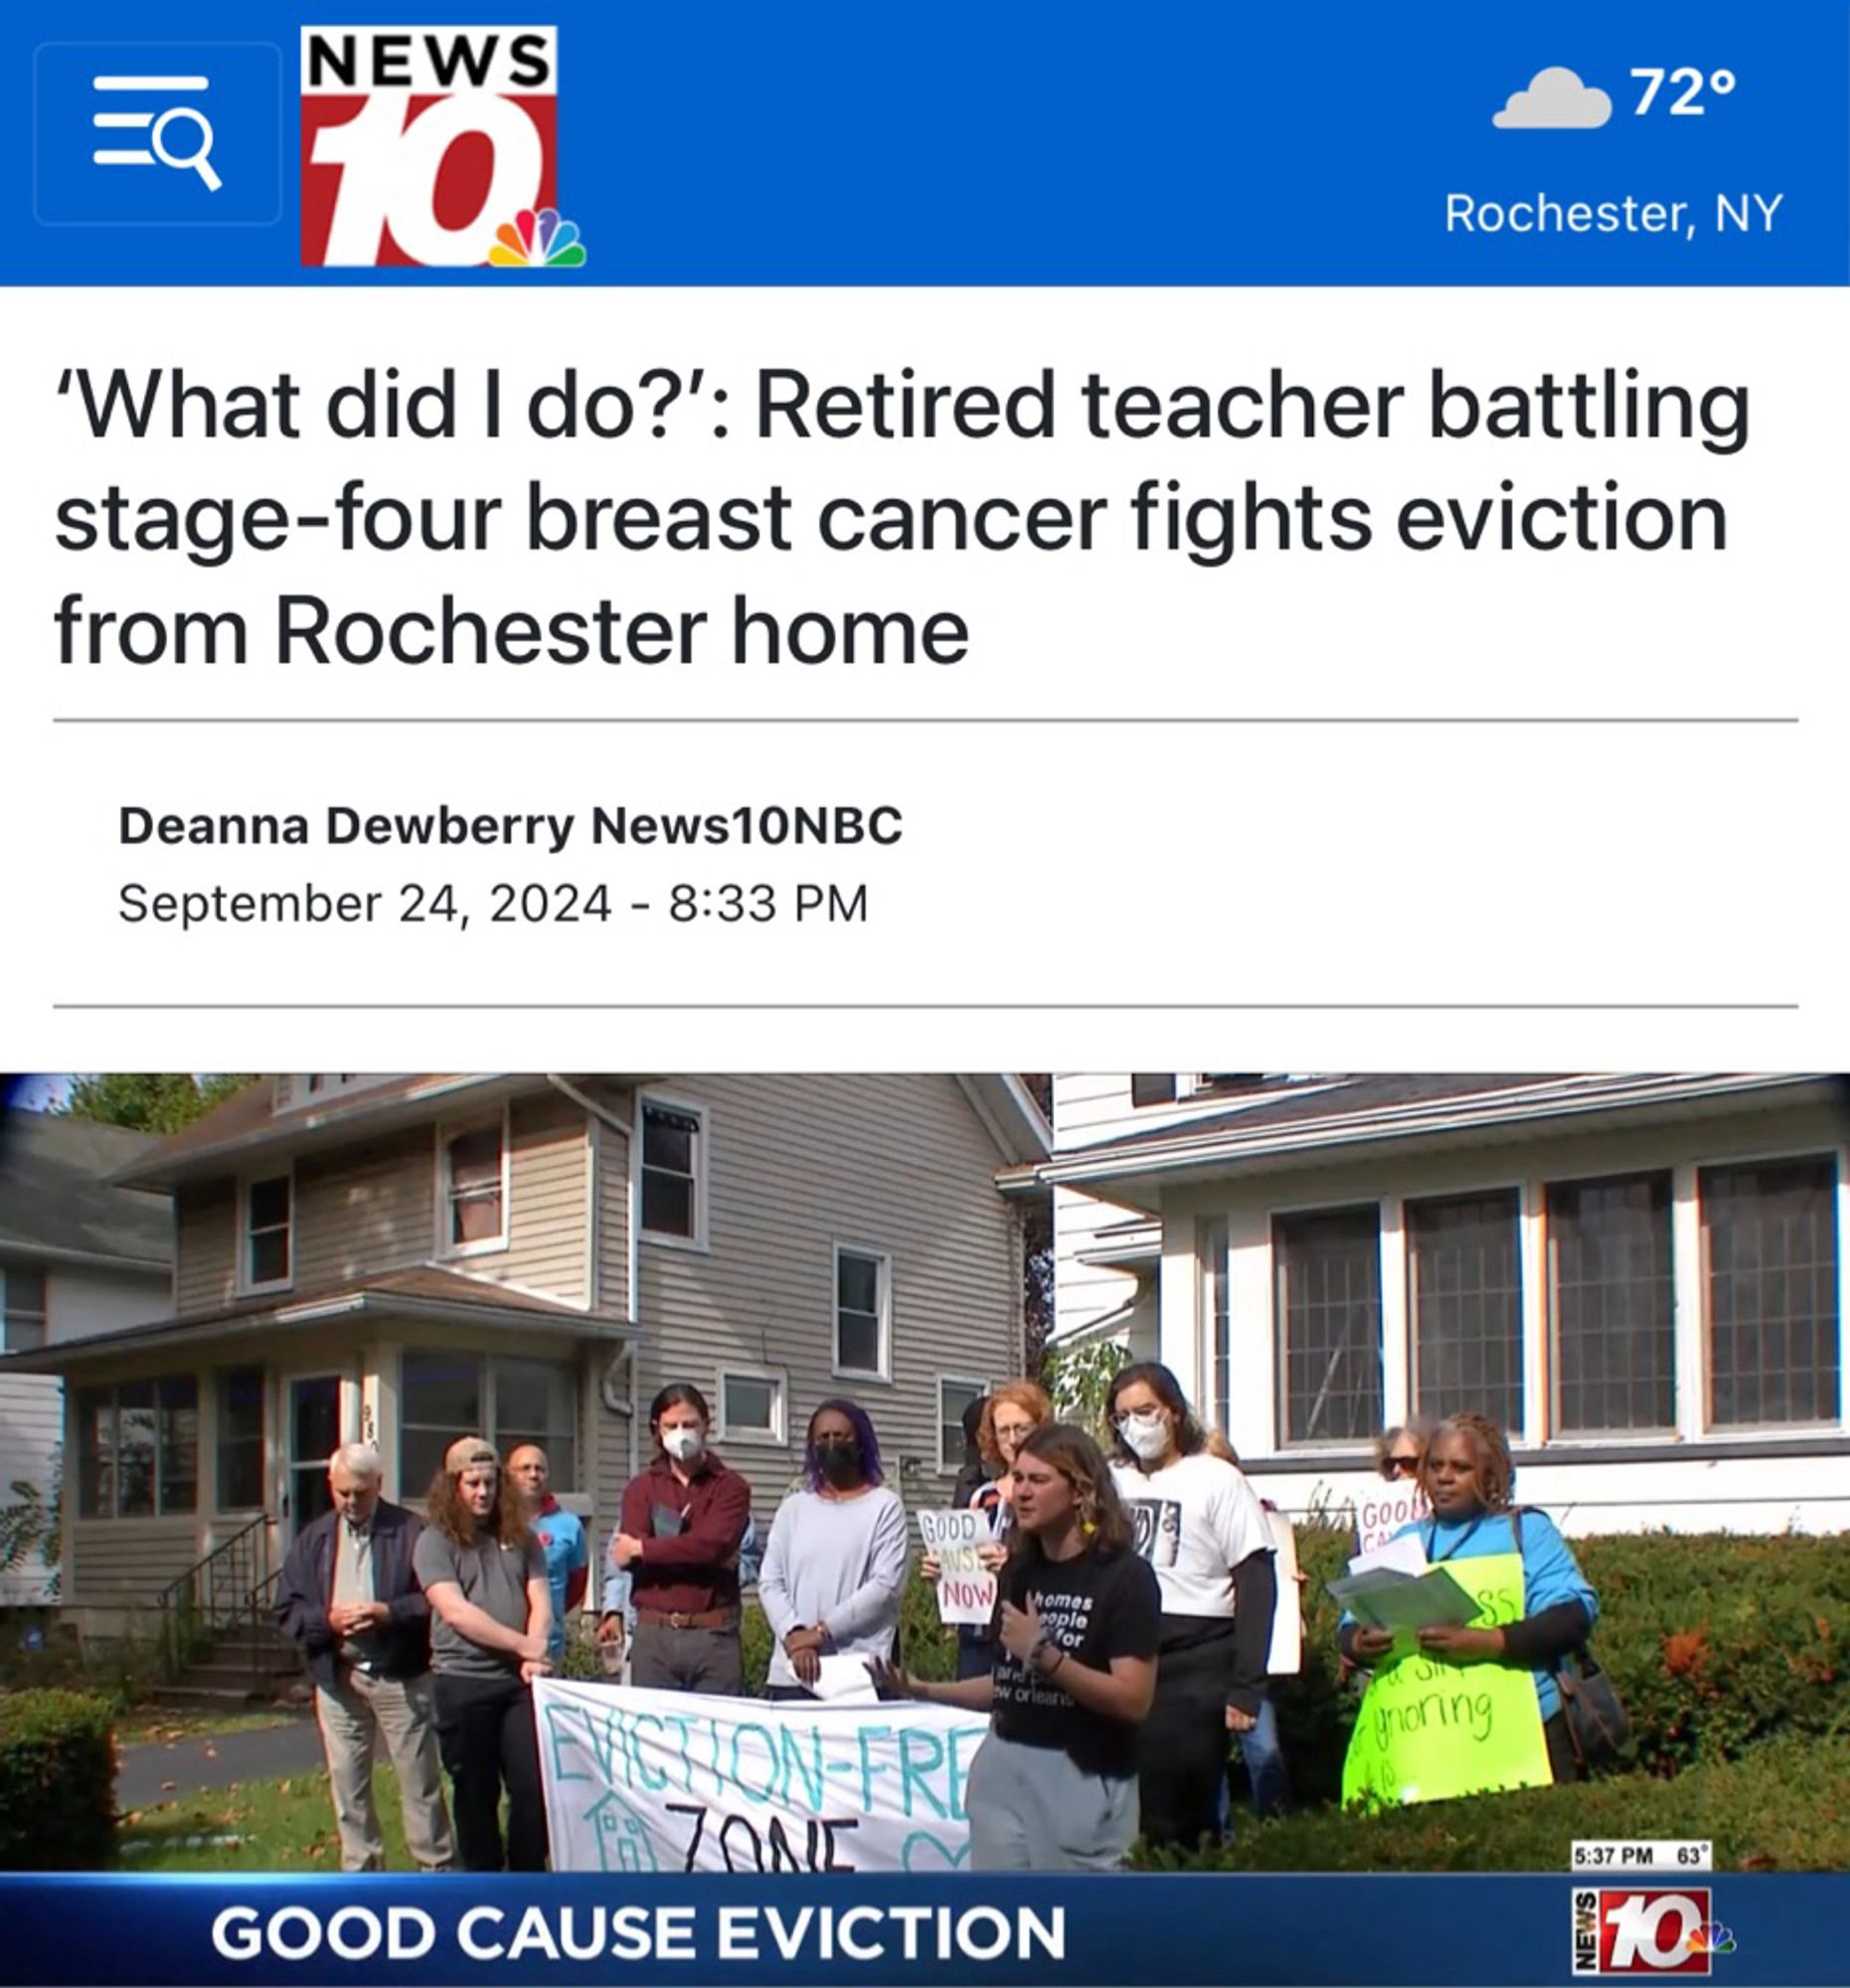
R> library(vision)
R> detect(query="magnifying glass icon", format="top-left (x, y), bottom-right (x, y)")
top-left (150, 106), bottom-right (222, 192)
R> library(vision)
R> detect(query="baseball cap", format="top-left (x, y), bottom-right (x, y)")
top-left (445, 1436), bottom-right (499, 1474)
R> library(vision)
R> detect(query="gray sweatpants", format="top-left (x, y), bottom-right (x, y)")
top-left (965, 1732), bottom-right (1138, 1872)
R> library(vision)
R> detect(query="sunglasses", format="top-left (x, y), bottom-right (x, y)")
top-left (1384, 1454), bottom-right (1421, 1476)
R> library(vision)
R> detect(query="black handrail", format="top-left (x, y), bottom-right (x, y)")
top-left (155, 1512), bottom-right (271, 1680)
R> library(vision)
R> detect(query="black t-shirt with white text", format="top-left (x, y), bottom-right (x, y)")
top-left (989, 1546), bottom-right (1160, 1778)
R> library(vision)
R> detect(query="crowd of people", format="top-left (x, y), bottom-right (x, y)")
top-left (274, 1367), bottom-right (1599, 1877)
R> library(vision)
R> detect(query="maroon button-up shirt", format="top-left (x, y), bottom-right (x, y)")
top-left (613, 1453), bottom-right (752, 1617)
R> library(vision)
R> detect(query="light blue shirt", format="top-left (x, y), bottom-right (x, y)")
top-left (1360, 1508), bottom-right (1598, 1723)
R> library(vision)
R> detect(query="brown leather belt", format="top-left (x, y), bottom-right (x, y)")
top-left (637, 1607), bottom-right (739, 1632)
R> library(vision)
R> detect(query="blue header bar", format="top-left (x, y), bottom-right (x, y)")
top-left (8, 2), bottom-right (1850, 283)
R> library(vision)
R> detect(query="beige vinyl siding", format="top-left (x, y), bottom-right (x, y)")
top-left (175, 1184), bottom-right (238, 1312)
top-left (631, 1074), bottom-right (1022, 1530)
top-left (71, 1517), bottom-right (202, 1605)
top-left (489, 1094), bottom-right (590, 1302)
top-left (292, 1128), bottom-right (431, 1288)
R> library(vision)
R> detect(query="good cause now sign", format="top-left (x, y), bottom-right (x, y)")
top-left (535, 1679), bottom-right (990, 1874)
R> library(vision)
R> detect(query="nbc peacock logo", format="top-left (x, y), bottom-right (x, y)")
top-left (489, 206), bottom-right (586, 268)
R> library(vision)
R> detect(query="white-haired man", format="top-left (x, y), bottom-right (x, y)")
top-left (275, 1440), bottom-right (455, 1871)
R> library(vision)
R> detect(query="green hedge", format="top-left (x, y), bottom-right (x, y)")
top-left (742, 1569), bottom-right (962, 1693)
top-left (1263, 1527), bottom-right (1850, 1808)
top-left (1153, 1734), bottom-right (1850, 1872)
top-left (0, 1690), bottom-right (116, 1870)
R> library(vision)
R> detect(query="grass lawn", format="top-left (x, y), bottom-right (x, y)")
top-left (120, 1765), bottom-right (412, 1871)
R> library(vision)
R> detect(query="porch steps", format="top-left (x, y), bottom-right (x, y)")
top-left (152, 1630), bottom-right (305, 1707)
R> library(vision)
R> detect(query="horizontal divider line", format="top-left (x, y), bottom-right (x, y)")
top-left (53, 1001), bottom-right (1800, 1013)
top-left (51, 714), bottom-right (1799, 727)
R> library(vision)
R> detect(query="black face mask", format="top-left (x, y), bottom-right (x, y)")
top-left (816, 1442), bottom-right (861, 1488)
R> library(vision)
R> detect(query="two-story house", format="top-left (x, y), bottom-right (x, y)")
top-left (1, 1074), bottom-right (1049, 1635)
top-left (0, 1108), bottom-right (172, 1605)
top-left (1035, 1074), bottom-right (1848, 1536)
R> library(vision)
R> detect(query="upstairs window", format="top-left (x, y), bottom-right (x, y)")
top-left (241, 1173), bottom-right (293, 1291)
top-left (1, 1265), bottom-right (48, 1353)
top-left (440, 1116), bottom-right (508, 1254)
top-left (834, 1244), bottom-right (892, 1380)
top-left (640, 1101), bottom-right (705, 1243)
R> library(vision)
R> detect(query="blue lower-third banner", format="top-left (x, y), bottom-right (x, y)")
top-left (0, 1874), bottom-right (1843, 1986)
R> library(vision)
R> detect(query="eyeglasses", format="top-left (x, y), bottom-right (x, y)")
top-left (993, 1422), bottom-right (1037, 1442)
top-left (1385, 1454), bottom-right (1421, 1476)
top-left (1111, 1408), bottom-right (1165, 1428)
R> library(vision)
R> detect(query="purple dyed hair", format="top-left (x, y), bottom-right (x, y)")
top-left (803, 1397), bottom-right (884, 1491)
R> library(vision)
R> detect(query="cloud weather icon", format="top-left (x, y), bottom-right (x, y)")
top-left (1492, 67), bottom-right (1612, 129)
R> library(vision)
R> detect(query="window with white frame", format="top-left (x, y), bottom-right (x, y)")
top-left (937, 1376), bottom-right (987, 1472)
top-left (1548, 1172), bottom-right (1675, 1434)
top-left (1, 1264), bottom-right (48, 1353)
top-left (439, 1117), bottom-right (508, 1254)
top-left (1408, 1191), bottom-right (1524, 1434)
top-left (833, 1244), bottom-right (891, 1379)
top-left (77, 1377), bottom-right (198, 1517)
top-left (1274, 1207), bottom-right (1382, 1443)
top-left (640, 1101), bottom-right (705, 1242)
top-left (241, 1173), bottom-right (293, 1291)
top-left (718, 1369), bottom-right (785, 1444)
top-left (399, 1350), bottom-right (578, 1494)
top-left (1702, 1156), bottom-right (1841, 1427)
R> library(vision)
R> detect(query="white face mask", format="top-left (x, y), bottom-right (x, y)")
top-left (663, 1426), bottom-right (706, 1464)
top-left (1119, 1409), bottom-right (1171, 1463)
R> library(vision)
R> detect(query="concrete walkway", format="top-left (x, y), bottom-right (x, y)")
top-left (116, 1716), bottom-right (324, 1812)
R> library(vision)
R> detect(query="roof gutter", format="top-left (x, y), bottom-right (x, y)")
top-left (1037, 1073), bottom-right (1835, 1190)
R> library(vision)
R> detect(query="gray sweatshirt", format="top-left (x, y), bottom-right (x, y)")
top-left (757, 1485), bottom-right (909, 1688)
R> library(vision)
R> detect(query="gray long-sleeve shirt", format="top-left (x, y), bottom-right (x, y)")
top-left (757, 1485), bottom-right (908, 1688)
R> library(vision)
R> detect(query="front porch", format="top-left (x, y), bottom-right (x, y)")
top-left (2, 1266), bottom-right (632, 1639)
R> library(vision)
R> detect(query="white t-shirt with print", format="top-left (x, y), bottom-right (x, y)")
top-left (1110, 1450), bottom-right (1272, 1617)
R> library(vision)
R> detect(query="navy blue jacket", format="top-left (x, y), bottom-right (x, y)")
top-left (275, 1499), bottom-right (432, 1688)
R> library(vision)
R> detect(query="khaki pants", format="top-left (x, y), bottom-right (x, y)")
top-left (314, 1668), bottom-right (455, 1871)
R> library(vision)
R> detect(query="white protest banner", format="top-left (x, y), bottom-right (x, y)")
top-left (535, 1677), bottom-right (988, 1874)
top-left (918, 1506), bottom-right (997, 1626)
top-left (1355, 1484), bottom-right (1430, 1554)
top-left (1263, 1505), bottom-right (1302, 1677)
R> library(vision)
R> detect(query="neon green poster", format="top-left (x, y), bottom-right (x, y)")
top-left (1341, 1550), bottom-right (1553, 1807)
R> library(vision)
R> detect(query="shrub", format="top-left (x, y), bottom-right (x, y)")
top-left (1153, 1734), bottom-right (1850, 1872)
top-left (1259, 1525), bottom-right (1850, 1808)
top-left (0, 1690), bottom-right (116, 1870)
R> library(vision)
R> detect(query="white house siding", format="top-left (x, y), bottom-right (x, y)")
top-left (601, 1075), bottom-right (1023, 1539)
top-left (1053, 1073), bottom-right (1341, 1148)
top-left (1253, 1451), bottom-right (1850, 1541)
top-left (1, 1265), bottom-right (168, 1605)
top-left (1122, 1094), bottom-right (1850, 1535)
top-left (1052, 1181), bottom-right (1150, 1345)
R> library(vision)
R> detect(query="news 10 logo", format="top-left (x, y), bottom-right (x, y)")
top-left (300, 25), bottom-right (558, 265)
top-left (1573, 1890), bottom-right (1736, 1976)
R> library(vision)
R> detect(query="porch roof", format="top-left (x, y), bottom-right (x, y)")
top-left (0, 1264), bottom-right (631, 1373)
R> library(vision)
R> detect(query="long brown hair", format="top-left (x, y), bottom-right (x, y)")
top-left (977, 1379), bottom-right (1053, 1471)
top-left (1010, 1422), bottom-right (1133, 1559)
top-left (424, 1453), bottom-right (531, 1548)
